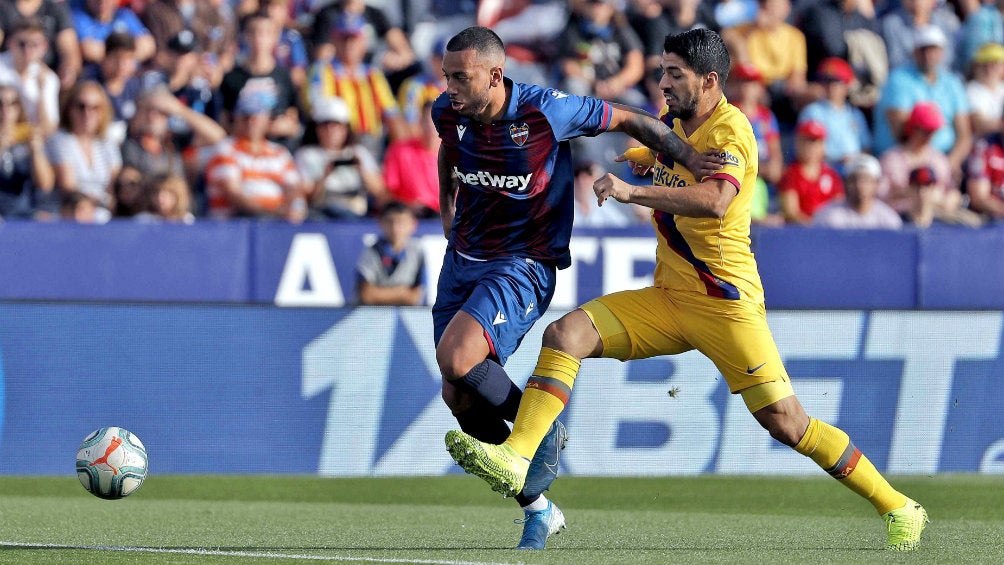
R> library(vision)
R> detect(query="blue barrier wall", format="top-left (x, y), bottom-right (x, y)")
top-left (0, 220), bottom-right (1001, 308)
top-left (1, 304), bottom-right (1001, 476)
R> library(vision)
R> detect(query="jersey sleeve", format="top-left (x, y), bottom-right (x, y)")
top-left (622, 146), bottom-right (657, 167)
top-left (704, 123), bottom-right (752, 192)
top-left (536, 88), bottom-right (613, 142)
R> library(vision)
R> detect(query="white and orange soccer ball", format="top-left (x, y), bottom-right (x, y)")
top-left (75, 427), bottom-right (148, 500)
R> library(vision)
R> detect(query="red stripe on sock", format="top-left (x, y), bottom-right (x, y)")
top-left (833, 448), bottom-right (862, 479)
top-left (525, 380), bottom-right (570, 405)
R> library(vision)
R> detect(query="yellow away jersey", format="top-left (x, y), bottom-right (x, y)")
top-left (624, 95), bottom-right (764, 303)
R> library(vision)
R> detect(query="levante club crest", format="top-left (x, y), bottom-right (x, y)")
top-left (509, 123), bottom-right (529, 146)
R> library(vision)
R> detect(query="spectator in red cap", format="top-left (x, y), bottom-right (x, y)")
top-left (878, 101), bottom-right (967, 222)
top-left (727, 61), bottom-right (784, 186)
top-left (779, 119), bottom-right (845, 224)
top-left (797, 57), bottom-right (872, 174)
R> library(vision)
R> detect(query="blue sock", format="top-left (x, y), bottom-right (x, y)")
top-left (460, 359), bottom-right (522, 421)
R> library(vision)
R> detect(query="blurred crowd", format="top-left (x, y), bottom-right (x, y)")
top-left (1, 0), bottom-right (1003, 228)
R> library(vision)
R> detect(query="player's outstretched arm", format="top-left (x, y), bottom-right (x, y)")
top-left (606, 104), bottom-right (722, 179)
top-left (594, 168), bottom-right (736, 219)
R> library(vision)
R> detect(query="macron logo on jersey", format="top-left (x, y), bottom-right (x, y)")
top-left (453, 166), bottom-right (533, 192)
top-left (457, 125), bottom-right (467, 141)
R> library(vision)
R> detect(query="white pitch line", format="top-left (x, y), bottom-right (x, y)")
top-left (0, 542), bottom-right (525, 565)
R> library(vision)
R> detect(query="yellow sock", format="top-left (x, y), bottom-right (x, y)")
top-left (505, 347), bottom-right (580, 458)
top-left (794, 417), bottom-right (907, 515)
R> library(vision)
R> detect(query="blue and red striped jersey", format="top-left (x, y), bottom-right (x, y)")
top-left (433, 79), bottom-right (612, 269)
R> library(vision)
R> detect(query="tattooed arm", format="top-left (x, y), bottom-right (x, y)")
top-left (606, 103), bottom-right (721, 179)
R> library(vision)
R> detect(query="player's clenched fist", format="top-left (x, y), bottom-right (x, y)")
top-left (593, 173), bottom-right (631, 207)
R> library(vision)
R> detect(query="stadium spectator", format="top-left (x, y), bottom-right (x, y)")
top-left (139, 0), bottom-right (236, 76)
top-left (259, 0), bottom-right (310, 89)
top-left (141, 30), bottom-right (223, 149)
top-left (0, 0), bottom-right (82, 88)
top-left (83, 31), bottom-right (143, 145)
top-left (795, 0), bottom-right (881, 75)
top-left (797, 57), bottom-right (872, 173)
top-left (72, 0), bottom-right (156, 65)
top-left (957, 0), bottom-right (1004, 73)
top-left (0, 18), bottom-right (59, 134)
top-left (47, 81), bottom-right (120, 222)
top-left (572, 159), bottom-right (645, 227)
top-left (204, 88), bottom-right (305, 221)
top-left (220, 12), bottom-right (300, 149)
top-left (964, 120), bottom-right (1004, 220)
top-left (558, 0), bottom-right (647, 107)
top-left (877, 101), bottom-right (966, 220)
top-left (880, 0), bottom-right (960, 70)
top-left (354, 201), bottom-right (426, 306)
top-left (813, 153), bottom-right (902, 228)
top-left (304, 12), bottom-right (404, 158)
top-left (872, 25), bottom-right (973, 174)
top-left (723, 0), bottom-right (808, 124)
top-left (111, 165), bottom-right (148, 217)
top-left (294, 96), bottom-right (385, 220)
top-left (0, 83), bottom-right (53, 218)
top-left (122, 87), bottom-right (227, 181)
top-left (396, 37), bottom-right (446, 139)
top-left (627, 0), bottom-right (720, 111)
top-left (310, 0), bottom-right (417, 85)
top-left (779, 120), bottom-right (845, 224)
top-left (59, 190), bottom-right (100, 223)
top-left (965, 43), bottom-right (1004, 138)
top-left (147, 174), bottom-right (196, 223)
top-left (475, 0), bottom-right (568, 87)
top-left (382, 99), bottom-right (440, 218)
top-left (727, 62), bottom-right (783, 186)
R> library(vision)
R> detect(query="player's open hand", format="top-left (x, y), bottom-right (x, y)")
top-left (685, 149), bottom-right (725, 180)
top-left (593, 173), bottom-right (631, 207)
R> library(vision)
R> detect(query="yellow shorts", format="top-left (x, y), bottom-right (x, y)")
top-left (581, 287), bottom-right (793, 409)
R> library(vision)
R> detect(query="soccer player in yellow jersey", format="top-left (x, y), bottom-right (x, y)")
top-left (446, 28), bottom-right (929, 552)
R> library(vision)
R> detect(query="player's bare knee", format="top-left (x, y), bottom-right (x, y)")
top-left (541, 310), bottom-right (597, 357)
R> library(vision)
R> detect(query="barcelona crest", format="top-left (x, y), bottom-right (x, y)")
top-left (509, 123), bottom-right (529, 146)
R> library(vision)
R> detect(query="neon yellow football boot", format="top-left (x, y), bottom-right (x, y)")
top-left (445, 430), bottom-right (529, 497)
top-left (883, 498), bottom-right (929, 551)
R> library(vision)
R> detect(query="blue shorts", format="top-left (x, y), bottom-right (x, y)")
top-left (432, 249), bottom-right (557, 365)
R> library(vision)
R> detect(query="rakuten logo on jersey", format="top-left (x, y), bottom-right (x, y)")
top-left (453, 167), bottom-right (532, 192)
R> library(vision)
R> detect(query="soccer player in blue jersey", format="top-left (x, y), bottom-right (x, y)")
top-left (431, 26), bottom-right (722, 550)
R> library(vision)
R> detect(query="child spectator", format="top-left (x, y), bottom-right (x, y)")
top-left (0, 0), bottom-right (82, 88)
top-left (354, 201), bottom-right (426, 306)
top-left (779, 120), bottom-right (845, 224)
top-left (148, 174), bottom-right (195, 223)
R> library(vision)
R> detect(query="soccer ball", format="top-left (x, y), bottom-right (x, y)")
top-left (75, 427), bottom-right (148, 500)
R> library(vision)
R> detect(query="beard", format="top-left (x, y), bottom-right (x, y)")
top-left (669, 89), bottom-right (699, 120)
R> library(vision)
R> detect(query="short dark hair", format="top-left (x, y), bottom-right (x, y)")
top-left (446, 26), bottom-right (505, 65)
top-left (664, 28), bottom-right (731, 83)
top-left (105, 31), bottom-right (136, 54)
top-left (381, 200), bottom-right (413, 218)
top-left (10, 17), bottom-right (46, 38)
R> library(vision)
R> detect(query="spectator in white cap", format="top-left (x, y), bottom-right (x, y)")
top-left (872, 24), bottom-right (972, 174)
top-left (294, 96), bottom-right (386, 220)
top-left (814, 154), bottom-right (903, 229)
top-left (881, 0), bottom-right (960, 70)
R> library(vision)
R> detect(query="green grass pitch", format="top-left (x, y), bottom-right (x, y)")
top-left (0, 474), bottom-right (1000, 565)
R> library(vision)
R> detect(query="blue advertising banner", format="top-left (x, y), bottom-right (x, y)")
top-left (0, 220), bottom-right (1002, 308)
top-left (1, 304), bottom-right (1001, 476)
